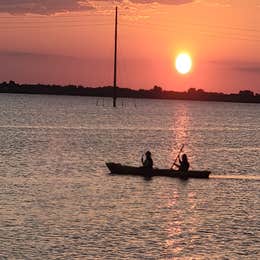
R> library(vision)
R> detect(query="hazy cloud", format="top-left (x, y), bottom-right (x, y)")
top-left (210, 60), bottom-right (260, 74)
top-left (0, 50), bottom-right (82, 61)
top-left (233, 65), bottom-right (260, 73)
top-left (128, 0), bottom-right (259, 7)
top-left (200, 0), bottom-right (259, 8)
top-left (128, 0), bottom-right (194, 4)
top-left (0, 0), bottom-right (258, 15)
top-left (0, 0), bottom-right (94, 15)
top-left (0, 0), bottom-right (195, 15)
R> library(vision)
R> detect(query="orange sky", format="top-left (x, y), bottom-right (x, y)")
top-left (0, 0), bottom-right (259, 93)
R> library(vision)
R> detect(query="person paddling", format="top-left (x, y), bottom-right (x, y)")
top-left (141, 151), bottom-right (153, 169)
top-left (174, 153), bottom-right (190, 172)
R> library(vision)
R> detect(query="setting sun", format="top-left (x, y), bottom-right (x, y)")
top-left (175, 53), bottom-right (192, 75)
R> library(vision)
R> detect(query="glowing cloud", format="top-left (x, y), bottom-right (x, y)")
top-left (0, 0), bottom-right (94, 15)
top-left (128, 0), bottom-right (193, 4)
top-left (0, 0), bottom-right (195, 15)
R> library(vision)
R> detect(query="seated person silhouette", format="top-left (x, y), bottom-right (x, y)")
top-left (141, 151), bottom-right (153, 169)
top-left (174, 154), bottom-right (190, 172)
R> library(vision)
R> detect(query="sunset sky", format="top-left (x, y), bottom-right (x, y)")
top-left (0, 0), bottom-right (259, 93)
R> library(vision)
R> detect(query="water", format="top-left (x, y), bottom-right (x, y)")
top-left (0, 94), bottom-right (259, 259)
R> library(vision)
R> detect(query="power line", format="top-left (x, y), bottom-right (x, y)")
top-left (1, 21), bottom-right (258, 35)
top-left (120, 23), bottom-right (260, 43)
top-left (0, 18), bottom-right (259, 43)
top-left (1, 19), bottom-right (112, 24)
top-left (0, 23), bottom-right (113, 30)
top-left (0, 14), bottom-right (259, 33)
top-left (153, 18), bottom-right (260, 34)
top-left (0, 13), bottom-right (259, 34)
top-left (124, 21), bottom-right (260, 36)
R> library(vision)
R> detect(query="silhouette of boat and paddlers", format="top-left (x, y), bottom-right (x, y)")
top-left (106, 145), bottom-right (211, 179)
top-left (106, 10), bottom-right (210, 179)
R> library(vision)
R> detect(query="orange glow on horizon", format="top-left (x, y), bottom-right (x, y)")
top-left (0, 2), bottom-right (259, 93)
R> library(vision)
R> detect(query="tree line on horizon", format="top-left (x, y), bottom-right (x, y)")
top-left (0, 81), bottom-right (259, 103)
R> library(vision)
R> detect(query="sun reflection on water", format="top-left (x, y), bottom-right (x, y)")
top-left (171, 104), bottom-right (192, 170)
top-left (173, 105), bottom-right (190, 145)
top-left (163, 185), bottom-right (201, 257)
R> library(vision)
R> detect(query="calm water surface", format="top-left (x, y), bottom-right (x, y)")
top-left (0, 94), bottom-right (259, 259)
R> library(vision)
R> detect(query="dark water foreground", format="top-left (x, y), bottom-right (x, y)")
top-left (0, 94), bottom-right (259, 259)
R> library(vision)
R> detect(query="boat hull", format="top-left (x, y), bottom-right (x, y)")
top-left (106, 163), bottom-right (211, 179)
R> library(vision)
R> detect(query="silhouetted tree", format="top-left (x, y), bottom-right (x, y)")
top-left (0, 81), bottom-right (259, 103)
top-left (239, 90), bottom-right (254, 97)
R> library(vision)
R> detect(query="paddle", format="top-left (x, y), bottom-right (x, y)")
top-left (141, 152), bottom-right (145, 165)
top-left (170, 144), bottom-right (185, 169)
top-left (141, 150), bottom-right (147, 166)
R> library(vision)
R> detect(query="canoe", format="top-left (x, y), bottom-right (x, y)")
top-left (106, 162), bottom-right (211, 179)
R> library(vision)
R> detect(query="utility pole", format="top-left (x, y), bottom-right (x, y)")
top-left (113, 6), bottom-right (118, 108)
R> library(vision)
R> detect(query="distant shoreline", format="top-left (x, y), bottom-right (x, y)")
top-left (1, 81), bottom-right (259, 104)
